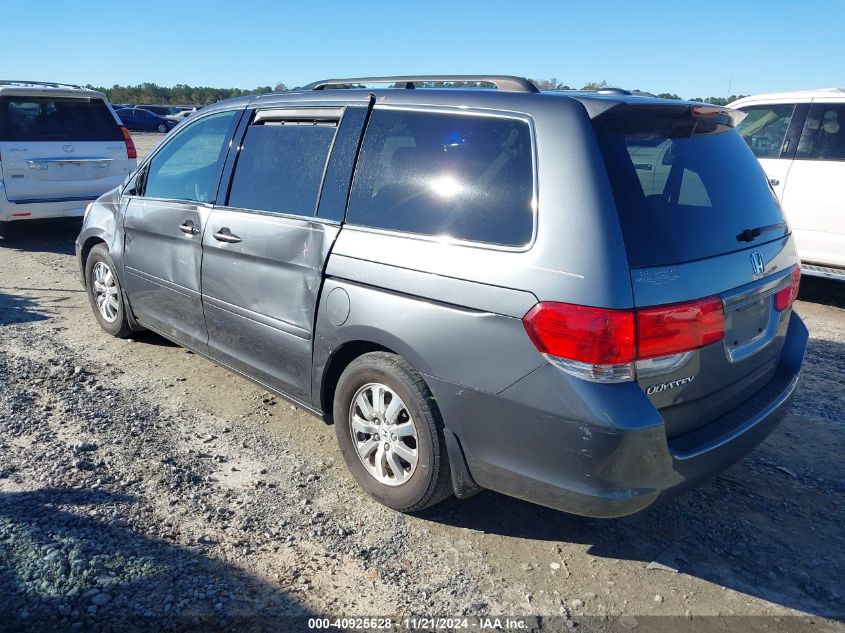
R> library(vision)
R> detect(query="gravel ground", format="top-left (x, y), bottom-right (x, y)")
top-left (0, 219), bottom-right (843, 632)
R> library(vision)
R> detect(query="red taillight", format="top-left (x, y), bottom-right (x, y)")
top-left (120, 126), bottom-right (137, 159)
top-left (522, 303), bottom-right (636, 365)
top-left (637, 296), bottom-right (724, 360)
top-left (775, 266), bottom-right (801, 311)
top-left (522, 297), bottom-right (725, 366)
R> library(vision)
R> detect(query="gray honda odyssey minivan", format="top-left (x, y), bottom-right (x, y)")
top-left (76, 76), bottom-right (808, 517)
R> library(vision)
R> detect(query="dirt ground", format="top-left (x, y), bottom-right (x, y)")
top-left (0, 139), bottom-right (843, 631)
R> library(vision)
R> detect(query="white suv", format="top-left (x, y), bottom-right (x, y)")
top-left (730, 88), bottom-right (845, 280)
top-left (0, 81), bottom-right (136, 235)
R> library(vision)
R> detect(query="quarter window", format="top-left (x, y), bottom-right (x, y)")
top-left (143, 110), bottom-right (238, 203)
top-left (227, 116), bottom-right (337, 216)
top-left (735, 104), bottom-right (795, 158)
top-left (347, 109), bottom-right (535, 247)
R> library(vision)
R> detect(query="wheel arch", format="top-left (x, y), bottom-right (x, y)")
top-left (318, 340), bottom-right (393, 424)
top-left (80, 236), bottom-right (108, 287)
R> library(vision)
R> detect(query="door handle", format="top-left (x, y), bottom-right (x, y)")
top-left (212, 227), bottom-right (242, 244)
top-left (768, 178), bottom-right (780, 186)
top-left (178, 220), bottom-right (199, 235)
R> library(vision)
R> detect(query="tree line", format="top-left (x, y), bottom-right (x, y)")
top-left (89, 80), bottom-right (745, 106)
top-left (86, 83), bottom-right (286, 106)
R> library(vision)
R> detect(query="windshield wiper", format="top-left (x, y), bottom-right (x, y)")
top-left (736, 222), bottom-right (786, 243)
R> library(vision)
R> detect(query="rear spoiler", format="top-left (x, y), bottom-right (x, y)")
top-left (580, 99), bottom-right (747, 127)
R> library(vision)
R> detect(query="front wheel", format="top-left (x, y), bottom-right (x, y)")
top-left (156, 123), bottom-right (168, 133)
top-left (84, 244), bottom-right (133, 338)
top-left (333, 352), bottom-right (452, 512)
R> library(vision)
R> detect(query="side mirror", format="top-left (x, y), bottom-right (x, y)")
top-left (125, 164), bottom-right (147, 197)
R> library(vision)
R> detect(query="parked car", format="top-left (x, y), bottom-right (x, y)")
top-left (0, 80), bottom-right (136, 235)
top-left (140, 105), bottom-right (190, 118)
top-left (115, 108), bottom-right (177, 133)
top-left (76, 75), bottom-right (808, 517)
top-left (729, 89), bottom-right (845, 281)
top-left (167, 108), bottom-right (197, 123)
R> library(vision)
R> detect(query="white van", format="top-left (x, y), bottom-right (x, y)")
top-left (0, 81), bottom-right (136, 235)
top-left (730, 89), bottom-right (845, 281)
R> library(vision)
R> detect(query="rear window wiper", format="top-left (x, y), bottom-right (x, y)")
top-left (736, 222), bottom-right (786, 243)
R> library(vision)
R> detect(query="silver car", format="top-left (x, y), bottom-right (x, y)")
top-left (76, 76), bottom-right (808, 516)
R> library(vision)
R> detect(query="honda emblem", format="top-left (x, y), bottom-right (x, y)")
top-left (751, 252), bottom-right (765, 276)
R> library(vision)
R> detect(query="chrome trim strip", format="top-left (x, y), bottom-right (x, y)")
top-left (26, 158), bottom-right (113, 164)
top-left (722, 268), bottom-right (792, 309)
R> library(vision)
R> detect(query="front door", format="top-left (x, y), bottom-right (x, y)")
top-left (781, 101), bottom-right (845, 268)
top-left (122, 109), bottom-right (240, 350)
top-left (201, 105), bottom-right (368, 402)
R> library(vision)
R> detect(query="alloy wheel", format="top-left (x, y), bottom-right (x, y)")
top-left (92, 261), bottom-right (119, 322)
top-left (349, 382), bottom-right (419, 486)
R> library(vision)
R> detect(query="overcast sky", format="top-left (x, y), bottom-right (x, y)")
top-left (3, 0), bottom-right (842, 97)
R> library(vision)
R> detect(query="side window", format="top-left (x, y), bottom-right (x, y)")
top-left (347, 109), bottom-right (535, 247)
top-left (807, 104), bottom-right (845, 161)
top-left (143, 110), bottom-right (238, 203)
top-left (735, 104), bottom-right (795, 158)
top-left (227, 114), bottom-right (337, 216)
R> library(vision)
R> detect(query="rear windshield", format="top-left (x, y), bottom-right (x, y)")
top-left (593, 107), bottom-right (788, 268)
top-left (0, 96), bottom-right (122, 142)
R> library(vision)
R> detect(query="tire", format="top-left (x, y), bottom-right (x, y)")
top-left (156, 123), bottom-right (168, 133)
top-left (84, 244), bottom-right (133, 338)
top-left (333, 352), bottom-right (452, 512)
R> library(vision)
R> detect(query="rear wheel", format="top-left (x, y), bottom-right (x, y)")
top-left (333, 352), bottom-right (452, 512)
top-left (84, 244), bottom-right (132, 338)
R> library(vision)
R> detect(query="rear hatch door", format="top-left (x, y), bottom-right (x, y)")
top-left (0, 94), bottom-right (129, 202)
top-left (592, 104), bottom-right (799, 438)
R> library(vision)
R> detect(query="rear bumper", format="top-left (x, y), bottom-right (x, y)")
top-left (427, 311), bottom-right (808, 518)
top-left (0, 196), bottom-right (95, 222)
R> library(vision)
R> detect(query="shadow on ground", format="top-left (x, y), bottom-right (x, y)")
top-left (0, 219), bottom-right (81, 256)
top-left (0, 487), bottom-right (313, 631)
top-left (798, 276), bottom-right (845, 309)
top-left (0, 292), bottom-right (50, 325)
top-left (419, 339), bottom-right (845, 620)
top-left (129, 329), bottom-right (181, 348)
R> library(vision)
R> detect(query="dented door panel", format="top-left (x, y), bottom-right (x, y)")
top-left (201, 208), bottom-right (340, 401)
top-left (123, 197), bottom-right (211, 351)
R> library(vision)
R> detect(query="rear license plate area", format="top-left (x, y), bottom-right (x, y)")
top-left (727, 296), bottom-right (770, 349)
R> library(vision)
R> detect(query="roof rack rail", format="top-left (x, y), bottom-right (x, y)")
top-left (0, 80), bottom-right (86, 90)
top-left (304, 75), bottom-right (539, 93)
